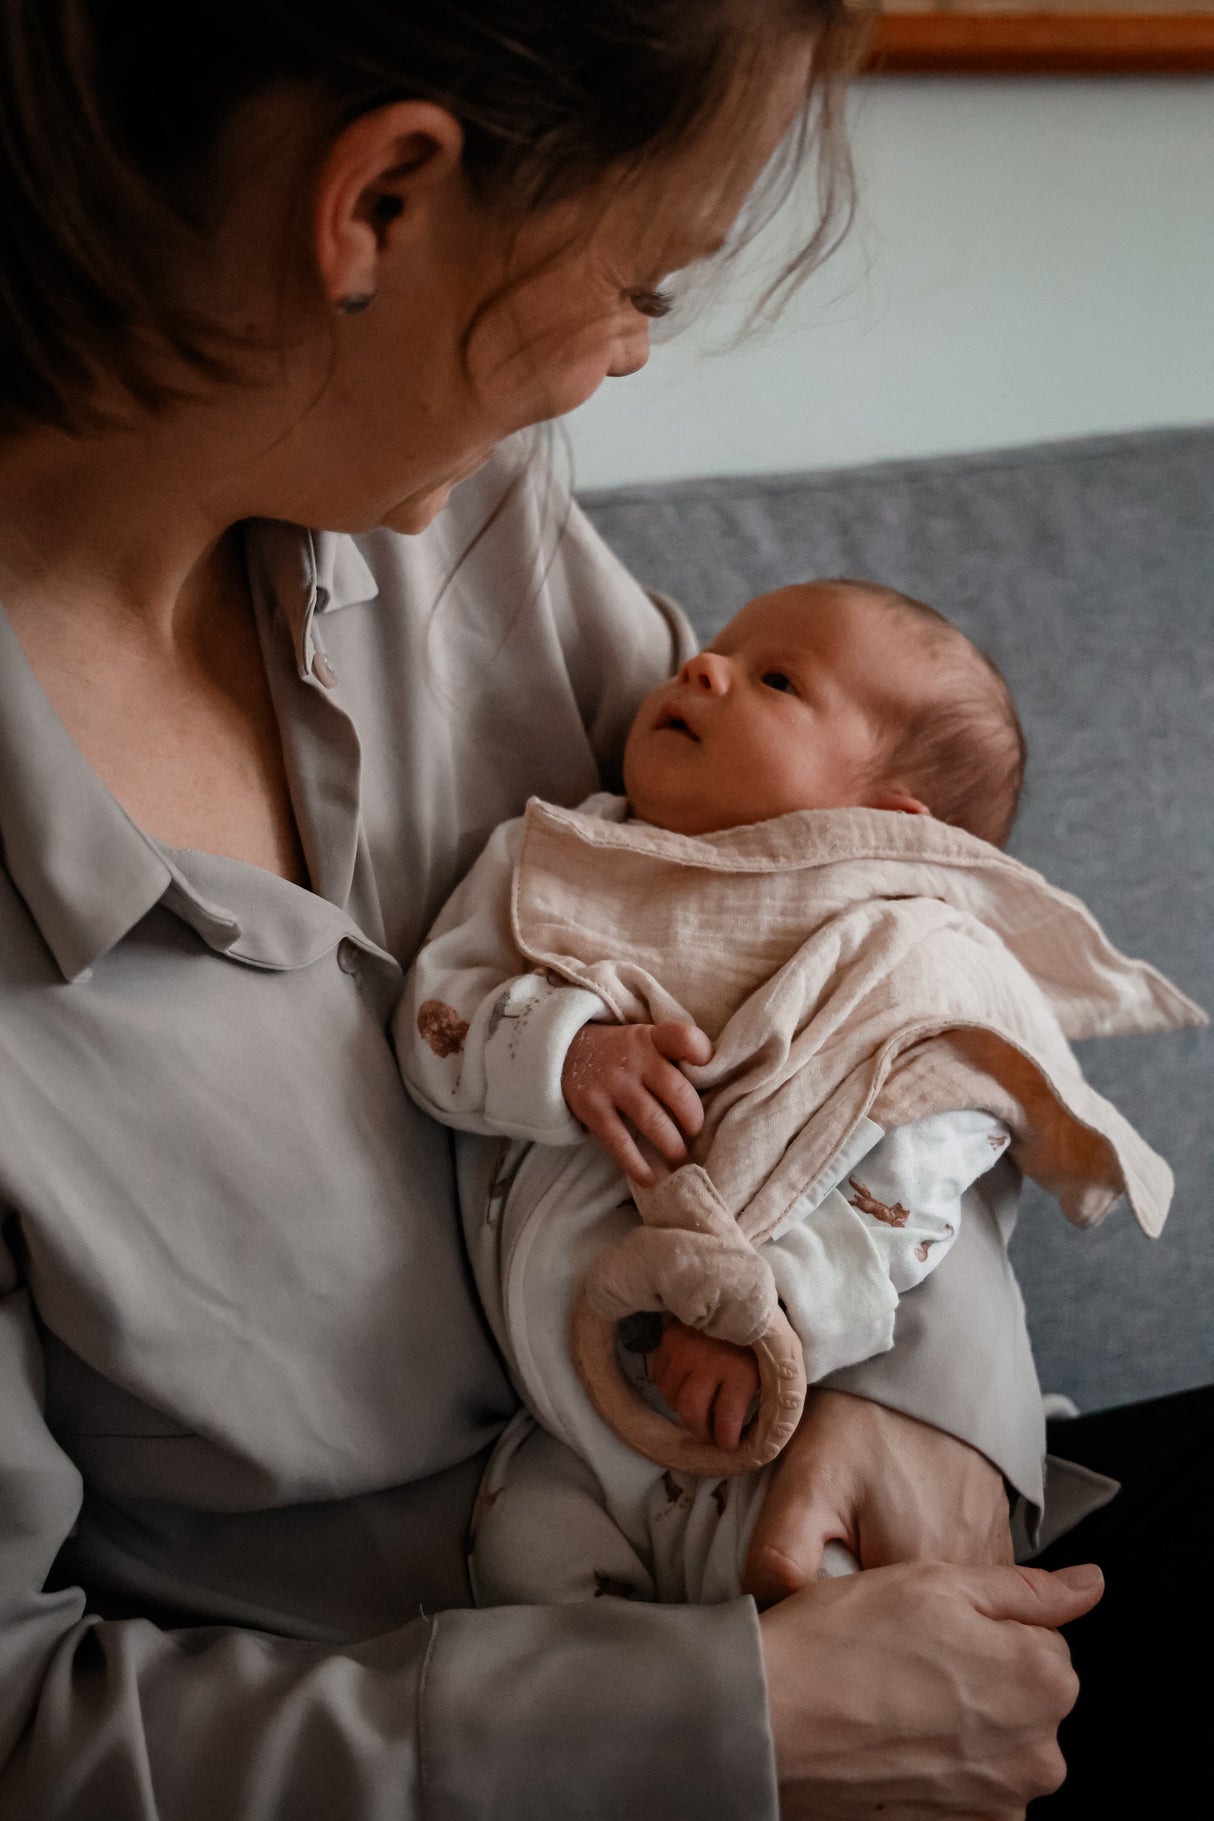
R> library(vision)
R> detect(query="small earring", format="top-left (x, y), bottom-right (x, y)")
top-left (336, 292), bottom-right (374, 316)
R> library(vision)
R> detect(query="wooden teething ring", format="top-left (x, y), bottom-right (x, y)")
top-left (569, 1291), bottom-right (808, 1478)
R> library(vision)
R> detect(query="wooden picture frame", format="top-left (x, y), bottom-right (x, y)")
top-left (867, 6), bottom-right (1214, 74)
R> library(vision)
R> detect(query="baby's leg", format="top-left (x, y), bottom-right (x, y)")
top-left (645, 1467), bottom-right (859, 1601)
top-left (644, 1467), bottom-right (768, 1604)
top-left (471, 1413), bottom-right (860, 1606)
top-left (470, 1410), bottom-right (658, 1606)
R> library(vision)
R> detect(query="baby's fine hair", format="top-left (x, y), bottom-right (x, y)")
top-left (834, 580), bottom-right (1027, 849)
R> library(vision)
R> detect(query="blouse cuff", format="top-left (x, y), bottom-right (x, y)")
top-left (421, 1597), bottom-right (778, 1821)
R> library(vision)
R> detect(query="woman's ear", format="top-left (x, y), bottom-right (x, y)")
top-left (313, 101), bottom-right (465, 308)
top-left (868, 788), bottom-right (932, 818)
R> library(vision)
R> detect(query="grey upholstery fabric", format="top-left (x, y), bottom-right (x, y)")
top-left (580, 427), bottom-right (1214, 1412)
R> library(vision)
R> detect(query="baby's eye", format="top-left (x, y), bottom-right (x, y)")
top-left (761, 671), bottom-right (797, 694)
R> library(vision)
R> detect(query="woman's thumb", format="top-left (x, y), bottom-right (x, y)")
top-left (973, 1561), bottom-right (1104, 1627)
top-left (1048, 1561), bottom-right (1107, 1617)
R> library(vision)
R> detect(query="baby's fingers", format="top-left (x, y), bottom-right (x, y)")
top-left (651, 1021), bottom-right (713, 1068)
top-left (583, 1104), bottom-right (656, 1185)
top-left (644, 1057), bottom-right (705, 1141)
top-left (671, 1367), bottom-right (719, 1444)
top-left (617, 1081), bottom-right (689, 1170)
top-left (711, 1370), bottom-right (755, 1452)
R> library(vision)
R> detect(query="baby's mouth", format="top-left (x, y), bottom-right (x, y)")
top-left (655, 708), bottom-right (701, 742)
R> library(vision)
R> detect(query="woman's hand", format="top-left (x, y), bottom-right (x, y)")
top-left (760, 1559), bottom-right (1103, 1817)
top-left (561, 1020), bottom-right (712, 1184)
top-left (745, 1389), bottom-right (1013, 1605)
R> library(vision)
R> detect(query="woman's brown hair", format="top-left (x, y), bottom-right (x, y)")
top-left (0, 0), bottom-right (868, 438)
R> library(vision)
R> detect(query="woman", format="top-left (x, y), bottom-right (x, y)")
top-left (0, 4), bottom-right (1102, 1815)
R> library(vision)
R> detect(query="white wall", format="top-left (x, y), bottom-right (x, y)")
top-left (566, 78), bottom-right (1214, 489)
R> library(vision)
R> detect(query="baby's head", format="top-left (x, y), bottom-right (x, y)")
top-left (623, 580), bottom-right (1025, 846)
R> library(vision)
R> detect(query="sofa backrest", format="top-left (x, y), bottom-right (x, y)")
top-left (581, 426), bottom-right (1214, 1412)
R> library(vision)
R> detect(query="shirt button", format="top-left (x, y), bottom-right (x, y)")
top-left (337, 938), bottom-right (362, 976)
top-left (311, 650), bottom-right (338, 688)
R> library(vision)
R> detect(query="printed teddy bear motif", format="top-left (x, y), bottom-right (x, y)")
top-left (660, 1469), bottom-right (693, 1509)
top-left (847, 1177), bottom-right (911, 1228)
top-left (417, 999), bottom-right (470, 1058)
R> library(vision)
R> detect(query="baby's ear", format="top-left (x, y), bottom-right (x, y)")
top-left (868, 788), bottom-right (932, 818)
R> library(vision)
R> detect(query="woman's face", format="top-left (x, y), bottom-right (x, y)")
top-left (283, 49), bottom-right (814, 533)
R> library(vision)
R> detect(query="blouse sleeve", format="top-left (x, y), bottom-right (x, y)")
top-left (764, 1112), bottom-right (1011, 1386)
top-left (0, 1230), bottom-right (777, 1821)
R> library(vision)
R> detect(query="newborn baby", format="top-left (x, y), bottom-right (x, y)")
top-left (399, 578), bottom-right (1194, 1605)
top-left (573, 578), bottom-right (1026, 1447)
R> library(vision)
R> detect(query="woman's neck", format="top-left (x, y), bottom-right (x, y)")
top-left (0, 418), bottom-right (254, 664)
top-left (0, 422), bottom-right (313, 886)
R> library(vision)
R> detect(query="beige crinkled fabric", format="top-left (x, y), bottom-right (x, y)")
top-left (512, 794), bottom-right (1204, 1410)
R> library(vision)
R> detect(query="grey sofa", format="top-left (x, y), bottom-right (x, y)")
top-left (581, 426), bottom-right (1213, 1415)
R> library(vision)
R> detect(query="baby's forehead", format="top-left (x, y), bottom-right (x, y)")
top-left (719, 580), bottom-right (902, 649)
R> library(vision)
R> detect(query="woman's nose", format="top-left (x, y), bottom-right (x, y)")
top-left (679, 651), bottom-right (730, 694)
top-left (607, 322), bottom-right (652, 381)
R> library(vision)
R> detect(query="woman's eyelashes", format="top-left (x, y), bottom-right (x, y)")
top-left (626, 285), bottom-right (675, 320)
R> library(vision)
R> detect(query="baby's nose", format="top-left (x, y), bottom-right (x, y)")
top-left (679, 651), bottom-right (730, 694)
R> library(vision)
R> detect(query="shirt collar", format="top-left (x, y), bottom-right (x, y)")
top-left (247, 523), bottom-right (380, 680)
top-left (0, 525), bottom-right (378, 983)
top-left (0, 604), bottom-right (174, 981)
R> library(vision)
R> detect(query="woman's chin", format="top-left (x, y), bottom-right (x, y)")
top-left (380, 484), bottom-right (456, 534)
top-left (381, 456), bottom-right (494, 534)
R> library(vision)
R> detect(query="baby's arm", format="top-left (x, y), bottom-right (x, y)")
top-left (398, 815), bottom-right (607, 1144)
top-left (612, 1113), bottom-right (1010, 1453)
top-left (766, 1109), bottom-right (1012, 1385)
top-left (399, 817), bottom-right (710, 1170)
top-left (842, 1110), bottom-right (1010, 1293)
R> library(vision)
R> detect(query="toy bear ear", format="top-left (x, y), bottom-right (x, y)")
top-left (867, 788), bottom-right (932, 818)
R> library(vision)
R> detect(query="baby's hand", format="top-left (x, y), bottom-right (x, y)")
top-left (561, 1022), bottom-right (712, 1185)
top-left (651, 1318), bottom-right (760, 1451)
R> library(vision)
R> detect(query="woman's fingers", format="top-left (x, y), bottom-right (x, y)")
top-left (745, 1390), bottom-right (1014, 1607)
top-left (744, 1469), bottom-right (839, 1604)
top-left (759, 1563), bottom-right (1086, 1816)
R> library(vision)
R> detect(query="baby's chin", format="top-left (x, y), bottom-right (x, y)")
top-left (625, 790), bottom-right (766, 838)
top-left (626, 782), bottom-right (838, 837)
top-left (623, 744), bottom-right (819, 835)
